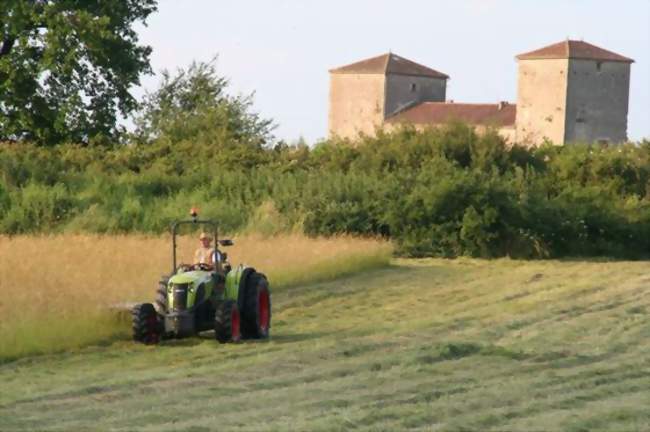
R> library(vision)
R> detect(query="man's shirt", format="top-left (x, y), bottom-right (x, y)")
top-left (194, 247), bottom-right (215, 264)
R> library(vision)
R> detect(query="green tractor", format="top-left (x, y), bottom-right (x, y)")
top-left (132, 209), bottom-right (271, 344)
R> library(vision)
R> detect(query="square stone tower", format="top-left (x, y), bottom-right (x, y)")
top-left (516, 40), bottom-right (634, 145)
top-left (328, 53), bottom-right (448, 139)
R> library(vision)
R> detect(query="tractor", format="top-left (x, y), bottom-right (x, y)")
top-left (131, 209), bottom-right (271, 344)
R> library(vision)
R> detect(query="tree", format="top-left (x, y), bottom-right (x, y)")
top-left (0, 0), bottom-right (157, 145)
top-left (133, 58), bottom-right (275, 147)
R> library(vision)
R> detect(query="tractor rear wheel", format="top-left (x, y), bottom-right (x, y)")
top-left (132, 303), bottom-right (161, 344)
top-left (241, 272), bottom-right (271, 339)
top-left (214, 300), bottom-right (241, 344)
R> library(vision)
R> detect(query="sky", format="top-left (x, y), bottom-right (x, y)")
top-left (134, 0), bottom-right (650, 143)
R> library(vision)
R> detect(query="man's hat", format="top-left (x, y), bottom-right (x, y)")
top-left (199, 232), bottom-right (210, 240)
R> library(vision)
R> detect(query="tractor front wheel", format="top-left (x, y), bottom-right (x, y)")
top-left (214, 300), bottom-right (241, 344)
top-left (132, 303), bottom-right (161, 345)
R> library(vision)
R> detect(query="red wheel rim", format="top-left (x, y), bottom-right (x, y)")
top-left (231, 307), bottom-right (241, 342)
top-left (258, 289), bottom-right (270, 332)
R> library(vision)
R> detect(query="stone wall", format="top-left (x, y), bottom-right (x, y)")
top-left (515, 59), bottom-right (569, 146)
top-left (564, 60), bottom-right (630, 143)
top-left (384, 122), bottom-right (517, 144)
top-left (328, 73), bottom-right (386, 140)
top-left (384, 75), bottom-right (446, 117)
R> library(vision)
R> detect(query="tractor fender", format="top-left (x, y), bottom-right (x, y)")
top-left (224, 265), bottom-right (256, 308)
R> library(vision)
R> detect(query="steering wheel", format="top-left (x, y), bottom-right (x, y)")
top-left (194, 263), bottom-right (214, 271)
top-left (176, 264), bottom-right (191, 273)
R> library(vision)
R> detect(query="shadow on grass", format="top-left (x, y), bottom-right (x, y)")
top-left (549, 255), bottom-right (650, 263)
top-left (268, 330), bottom-right (337, 344)
top-left (0, 330), bottom-right (130, 366)
top-left (159, 329), bottom-right (337, 347)
top-left (275, 263), bottom-right (432, 298)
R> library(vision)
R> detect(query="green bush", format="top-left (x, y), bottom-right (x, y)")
top-left (1, 182), bottom-right (75, 233)
top-left (0, 131), bottom-right (648, 259)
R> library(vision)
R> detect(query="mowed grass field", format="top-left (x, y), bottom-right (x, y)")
top-left (1, 257), bottom-right (649, 431)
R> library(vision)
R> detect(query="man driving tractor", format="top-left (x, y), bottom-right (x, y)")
top-left (194, 232), bottom-right (215, 266)
top-left (131, 209), bottom-right (270, 345)
top-left (194, 231), bottom-right (226, 268)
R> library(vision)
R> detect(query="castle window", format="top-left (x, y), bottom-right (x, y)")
top-left (596, 62), bottom-right (603, 73)
top-left (410, 83), bottom-right (417, 92)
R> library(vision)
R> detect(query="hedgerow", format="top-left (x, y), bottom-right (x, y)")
top-left (1, 123), bottom-right (648, 259)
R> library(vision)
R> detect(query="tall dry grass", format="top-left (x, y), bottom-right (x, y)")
top-left (0, 233), bottom-right (392, 360)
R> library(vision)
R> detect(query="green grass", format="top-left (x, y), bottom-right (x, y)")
top-left (0, 312), bottom-right (123, 361)
top-left (269, 245), bottom-right (392, 292)
top-left (1, 258), bottom-right (649, 431)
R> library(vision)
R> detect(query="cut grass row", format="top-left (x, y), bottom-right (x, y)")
top-left (0, 258), bottom-right (648, 431)
top-left (0, 233), bottom-right (392, 361)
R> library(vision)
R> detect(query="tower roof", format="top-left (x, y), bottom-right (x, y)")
top-left (329, 53), bottom-right (449, 79)
top-left (516, 40), bottom-right (634, 63)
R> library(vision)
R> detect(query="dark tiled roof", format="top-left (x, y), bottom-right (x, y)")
top-left (516, 40), bottom-right (634, 63)
top-left (387, 102), bottom-right (517, 127)
top-left (329, 53), bottom-right (449, 79)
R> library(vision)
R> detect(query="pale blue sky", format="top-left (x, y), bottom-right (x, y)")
top-left (135, 0), bottom-right (650, 142)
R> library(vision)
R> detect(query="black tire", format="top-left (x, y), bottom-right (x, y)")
top-left (214, 300), bottom-right (241, 344)
top-left (132, 303), bottom-right (161, 344)
top-left (236, 268), bottom-right (256, 311)
top-left (241, 272), bottom-right (271, 339)
top-left (154, 278), bottom-right (168, 314)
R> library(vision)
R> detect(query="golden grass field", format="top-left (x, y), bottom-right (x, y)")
top-left (0, 233), bottom-right (392, 360)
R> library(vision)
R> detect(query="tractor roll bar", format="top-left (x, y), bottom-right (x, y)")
top-left (171, 219), bottom-right (218, 274)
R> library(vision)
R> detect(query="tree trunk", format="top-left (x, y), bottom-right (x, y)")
top-left (0, 37), bottom-right (15, 57)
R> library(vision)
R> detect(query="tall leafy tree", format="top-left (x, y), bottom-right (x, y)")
top-left (0, 0), bottom-right (157, 145)
top-left (133, 59), bottom-right (275, 147)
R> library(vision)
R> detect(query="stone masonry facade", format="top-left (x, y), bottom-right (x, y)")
top-left (328, 40), bottom-right (634, 146)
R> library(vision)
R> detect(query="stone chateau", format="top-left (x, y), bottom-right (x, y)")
top-left (328, 40), bottom-right (634, 145)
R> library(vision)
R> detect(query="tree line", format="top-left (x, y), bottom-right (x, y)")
top-left (1, 124), bottom-right (648, 259)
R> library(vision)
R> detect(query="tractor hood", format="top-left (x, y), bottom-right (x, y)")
top-left (169, 270), bottom-right (212, 286)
